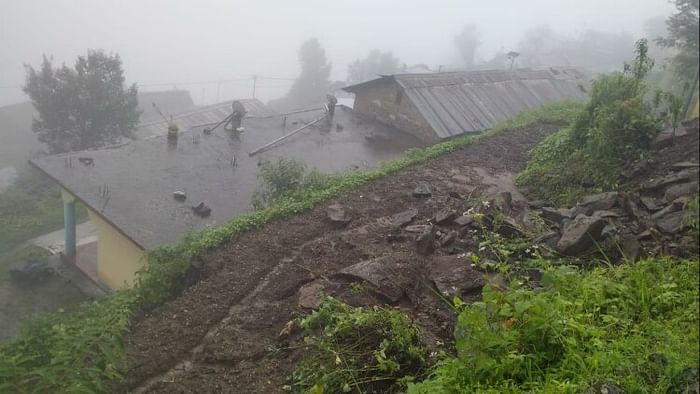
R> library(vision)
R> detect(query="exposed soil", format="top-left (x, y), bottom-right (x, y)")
top-left (117, 122), bottom-right (561, 393)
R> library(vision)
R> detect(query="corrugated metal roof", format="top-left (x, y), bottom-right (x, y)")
top-left (345, 68), bottom-right (588, 139)
top-left (395, 69), bottom-right (587, 139)
top-left (134, 98), bottom-right (276, 138)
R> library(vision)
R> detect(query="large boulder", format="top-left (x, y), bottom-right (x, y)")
top-left (556, 214), bottom-right (607, 255)
top-left (427, 255), bottom-right (485, 297)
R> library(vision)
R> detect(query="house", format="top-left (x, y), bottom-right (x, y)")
top-left (30, 104), bottom-right (421, 289)
top-left (343, 68), bottom-right (588, 142)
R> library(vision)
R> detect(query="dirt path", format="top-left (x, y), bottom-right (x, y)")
top-left (120, 122), bottom-right (561, 393)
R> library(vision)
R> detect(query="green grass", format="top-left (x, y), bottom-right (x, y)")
top-left (408, 258), bottom-right (699, 393)
top-left (291, 297), bottom-right (429, 393)
top-left (0, 102), bottom-right (581, 392)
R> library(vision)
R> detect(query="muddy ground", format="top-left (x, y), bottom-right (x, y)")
top-left (118, 122), bottom-right (562, 393)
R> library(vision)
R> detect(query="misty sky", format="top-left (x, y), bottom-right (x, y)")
top-left (0, 0), bottom-right (675, 106)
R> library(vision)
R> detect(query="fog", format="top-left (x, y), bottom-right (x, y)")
top-left (0, 0), bottom-right (675, 106)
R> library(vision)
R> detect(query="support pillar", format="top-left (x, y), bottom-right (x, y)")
top-left (61, 189), bottom-right (76, 263)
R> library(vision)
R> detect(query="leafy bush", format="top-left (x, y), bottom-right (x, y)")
top-left (518, 40), bottom-right (663, 205)
top-left (0, 102), bottom-right (580, 392)
top-left (292, 297), bottom-right (428, 393)
top-left (409, 258), bottom-right (699, 393)
top-left (252, 158), bottom-right (330, 209)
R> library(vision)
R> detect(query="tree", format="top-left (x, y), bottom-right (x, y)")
top-left (286, 38), bottom-right (332, 107)
top-left (347, 50), bottom-right (400, 84)
top-left (454, 24), bottom-right (482, 68)
top-left (23, 50), bottom-right (140, 153)
top-left (657, 0), bottom-right (699, 76)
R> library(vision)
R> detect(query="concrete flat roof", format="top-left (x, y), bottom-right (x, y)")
top-left (31, 106), bottom-right (422, 250)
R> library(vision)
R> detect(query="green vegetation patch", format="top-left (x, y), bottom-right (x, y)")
top-left (518, 40), bottom-right (663, 206)
top-left (409, 258), bottom-right (700, 393)
top-left (0, 102), bottom-right (580, 392)
top-left (291, 297), bottom-right (428, 393)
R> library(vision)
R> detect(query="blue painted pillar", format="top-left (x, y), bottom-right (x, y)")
top-left (62, 189), bottom-right (76, 261)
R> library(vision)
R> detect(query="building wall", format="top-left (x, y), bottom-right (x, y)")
top-left (352, 79), bottom-right (438, 143)
top-left (87, 208), bottom-right (145, 289)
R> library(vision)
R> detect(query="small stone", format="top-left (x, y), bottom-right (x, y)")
top-left (496, 217), bottom-right (525, 238)
top-left (297, 281), bottom-right (326, 309)
top-left (540, 207), bottom-right (572, 224)
top-left (427, 255), bottom-right (485, 297)
top-left (451, 174), bottom-right (469, 183)
top-left (326, 204), bottom-right (351, 224)
top-left (413, 183), bottom-right (432, 198)
top-left (405, 224), bottom-right (433, 233)
top-left (586, 380), bottom-right (623, 394)
top-left (415, 228), bottom-right (436, 255)
top-left (438, 230), bottom-right (458, 247)
top-left (640, 196), bottom-right (662, 211)
top-left (433, 208), bottom-right (457, 225)
top-left (670, 161), bottom-right (700, 171)
top-left (528, 200), bottom-right (545, 209)
top-left (391, 208), bottom-right (418, 227)
top-left (453, 215), bottom-right (476, 227)
top-left (621, 235), bottom-right (643, 261)
top-left (173, 191), bottom-right (187, 201)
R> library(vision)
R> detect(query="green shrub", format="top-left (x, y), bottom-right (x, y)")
top-left (252, 158), bottom-right (330, 209)
top-left (518, 40), bottom-right (663, 205)
top-left (292, 297), bottom-right (428, 393)
top-left (409, 258), bottom-right (700, 393)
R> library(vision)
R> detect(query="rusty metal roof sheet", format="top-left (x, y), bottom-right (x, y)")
top-left (134, 98), bottom-right (277, 139)
top-left (346, 68), bottom-right (588, 139)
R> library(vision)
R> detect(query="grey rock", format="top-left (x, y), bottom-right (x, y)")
top-left (534, 231), bottom-right (560, 248)
top-left (454, 215), bottom-right (476, 227)
top-left (651, 127), bottom-right (688, 150)
top-left (413, 183), bottom-right (432, 198)
top-left (336, 257), bottom-right (407, 302)
top-left (528, 200), bottom-right (545, 209)
top-left (640, 196), bottom-right (663, 211)
top-left (556, 214), bottom-right (607, 255)
top-left (496, 217), bottom-right (525, 238)
top-left (451, 174), bottom-right (470, 183)
top-left (405, 224), bottom-right (433, 233)
top-left (433, 208), bottom-right (457, 225)
top-left (575, 192), bottom-right (619, 216)
top-left (297, 281), bottom-right (326, 309)
top-left (644, 168), bottom-right (698, 190)
top-left (427, 255), bottom-right (485, 297)
top-left (326, 204), bottom-right (351, 224)
top-left (621, 159), bottom-right (654, 178)
top-left (656, 211), bottom-right (685, 234)
top-left (541, 207), bottom-right (572, 224)
top-left (438, 230), bottom-right (458, 247)
top-left (173, 191), bottom-right (187, 201)
top-left (526, 267), bottom-right (544, 282)
top-left (651, 198), bottom-right (686, 220)
top-left (664, 181), bottom-right (698, 203)
top-left (670, 161), bottom-right (700, 171)
top-left (621, 235), bottom-right (643, 261)
top-left (415, 227), bottom-right (437, 255)
top-left (494, 192), bottom-right (513, 213)
top-left (391, 208), bottom-right (418, 227)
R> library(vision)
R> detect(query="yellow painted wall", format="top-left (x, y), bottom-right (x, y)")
top-left (87, 208), bottom-right (145, 289)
